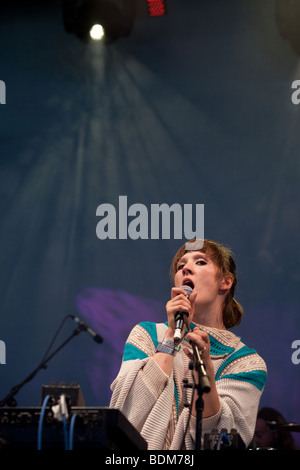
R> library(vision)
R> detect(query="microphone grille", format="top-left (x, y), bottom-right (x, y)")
top-left (180, 285), bottom-right (193, 297)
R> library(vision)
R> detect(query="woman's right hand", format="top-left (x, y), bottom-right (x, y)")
top-left (165, 287), bottom-right (195, 339)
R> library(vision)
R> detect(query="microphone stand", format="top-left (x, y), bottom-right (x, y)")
top-left (190, 342), bottom-right (211, 450)
top-left (0, 325), bottom-right (85, 408)
top-left (185, 321), bottom-right (211, 451)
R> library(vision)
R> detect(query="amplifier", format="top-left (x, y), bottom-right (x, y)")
top-left (0, 406), bottom-right (147, 450)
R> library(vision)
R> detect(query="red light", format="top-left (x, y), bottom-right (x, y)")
top-left (147, 0), bottom-right (167, 17)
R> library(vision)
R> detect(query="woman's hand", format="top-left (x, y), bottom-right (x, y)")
top-left (165, 287), bottom-right (196, 339)
top-left (184, 326), bottom-right (211, 364)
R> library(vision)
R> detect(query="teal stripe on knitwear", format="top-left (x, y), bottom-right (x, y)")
top-left (123, 321), bottom-right (158, 362)
top-left (189, 322), bottom-right (236, 356)
top-left (165, 320), bottom-right (236, 356)
top-left (172, 380), bottom-right (179, 420)
top-left (215, 345), bottom-right (267, 391)
top-left (123, 343), bottom-right (148, 361)
top-left (215, 345), bottom-right (256, 380)
top-left (217, 370), bottom-right (267, 392)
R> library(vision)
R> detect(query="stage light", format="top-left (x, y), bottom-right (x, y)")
top-left (89, 24), bottom-right (105, 40)
top-left (62, 0), bottom-right (137, 43)
top-left (146, 0), bottom-right (167, 17)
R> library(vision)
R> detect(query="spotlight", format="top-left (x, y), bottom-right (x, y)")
top-left (89, 24), bottom-right (105, 40)
top-left (62, 0), bottom-right (137, 43)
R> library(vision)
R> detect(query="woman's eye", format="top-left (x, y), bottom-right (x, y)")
top-left (177, 260), bottom-right (206, 270)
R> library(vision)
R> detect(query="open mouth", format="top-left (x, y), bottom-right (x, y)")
top-left (182, 278), bottom-right (194, 289)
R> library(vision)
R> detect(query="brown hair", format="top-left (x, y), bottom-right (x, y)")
top-left (169, 239), bottom-right (243, 329)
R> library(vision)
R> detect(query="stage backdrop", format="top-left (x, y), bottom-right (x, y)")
top-left (0, 0), bottom-right (299, 444)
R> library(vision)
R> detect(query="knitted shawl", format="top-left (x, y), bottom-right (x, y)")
top-left (110, 321), bottom-right (267, 450)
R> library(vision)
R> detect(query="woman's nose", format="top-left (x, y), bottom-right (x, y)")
top-left (182, 263), bottom-right (194, 275)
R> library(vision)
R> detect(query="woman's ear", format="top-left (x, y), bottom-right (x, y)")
top-left (219, 275), bottom-right (233, 293)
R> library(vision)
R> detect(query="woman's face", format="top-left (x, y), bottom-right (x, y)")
top-left (174, 250), bottom-right (229, 314)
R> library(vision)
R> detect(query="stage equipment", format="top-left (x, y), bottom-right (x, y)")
top-left (146, 0), bottom-right (167, 17)
top-left (41, 382), bottom-right (85, 407)
top-left (203, 429), bottom-right (246, 450)
top-left (62, 0), bottom-right (137, 42)
top-left (0, 315), bottom-right (103, 408)
top-left (0, 406), bottom-right (147, 450)
top-left (279, 423), bottom-right (300, 432)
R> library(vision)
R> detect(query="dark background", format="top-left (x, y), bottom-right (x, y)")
top-left (0, 0), bottom-right (299, 445)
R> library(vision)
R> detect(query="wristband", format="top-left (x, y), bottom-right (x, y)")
top-left (162, 338), bottom-right (176, 348)
top-left (156, 337), bottom-right (181, 356)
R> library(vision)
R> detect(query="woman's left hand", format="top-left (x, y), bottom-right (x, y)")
top-left (183, 326), bottom-right (211, 364)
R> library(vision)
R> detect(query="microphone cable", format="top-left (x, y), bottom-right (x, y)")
top-left (37, 394), bottom-right (51, 450)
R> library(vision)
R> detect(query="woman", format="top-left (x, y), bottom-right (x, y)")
top-left (110, 239), bottom-right (267, 450)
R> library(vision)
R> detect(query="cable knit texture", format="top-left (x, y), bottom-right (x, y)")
top-left (110, 321), bottom-right (267, 450)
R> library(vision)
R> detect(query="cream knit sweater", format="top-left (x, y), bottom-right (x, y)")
top-left (110, 321), bottom-right (267, 450)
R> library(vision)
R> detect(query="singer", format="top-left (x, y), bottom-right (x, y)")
top-left (110, 239), bottom-right (267, 450)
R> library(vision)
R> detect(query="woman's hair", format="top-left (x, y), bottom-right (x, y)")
top-left (169, 239), bottom-right (243, 329)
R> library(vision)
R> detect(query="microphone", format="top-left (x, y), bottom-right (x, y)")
top-left (174, 285), bottom-right (193, 346)
top-left (71, 315), bottom-right (103, 344)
